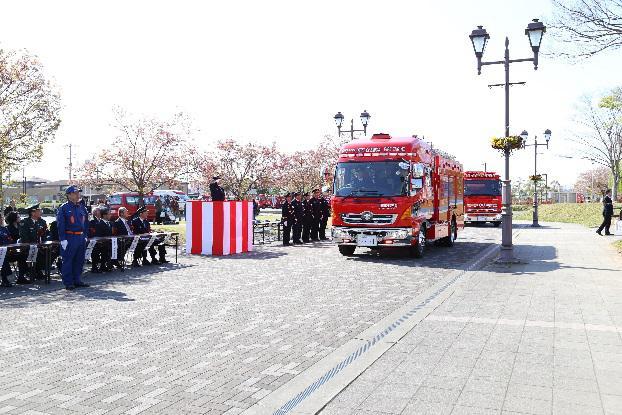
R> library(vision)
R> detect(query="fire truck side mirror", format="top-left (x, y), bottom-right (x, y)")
top-left (411, 163), bottom-right (425, 178)
top-left (410, 178), bottom-right (423, 190)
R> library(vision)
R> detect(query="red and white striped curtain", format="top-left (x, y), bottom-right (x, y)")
top-left (186, 201), bottom-right (253, 255)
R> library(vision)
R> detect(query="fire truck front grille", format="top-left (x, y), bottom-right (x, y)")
top-left (341, 213), bottom-right (397, 225)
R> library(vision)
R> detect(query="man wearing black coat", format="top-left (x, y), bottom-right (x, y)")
top-left (210, 176), bottom-right (226, 201)
top-left (309, 189), bottom-right (322, 241)
top-left (596, 189), bottom-right (615, 236)
top-left (281, 193), bottom-right (294, 246)
top-left (302, 193), bottom-right (313, 243)
top-left (319, 187), bottom-right (331, 241)
top-left (291, 192), bottom-right (303, 245)
top-left (131, 207), bottom-right (167, 266)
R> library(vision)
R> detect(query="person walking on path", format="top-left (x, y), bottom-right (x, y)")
top-left (57, 185), bottom-right (90, 290)
top-left (596, 188), bottom-right (614, 236)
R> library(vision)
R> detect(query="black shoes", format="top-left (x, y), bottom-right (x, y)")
top-left (159, 258), bottom-right (169, 264)
top-left (132, 260), bottom-right (141, 267)
top-left (75, 282), bottom-right (90, 288)
top-left (15, 277), bottom-right (32, 284)
top-left (596, 230), bottom-right (603, 236)
top-left (91, 268), bottom-right (102, 274)
top-left (65, 285), bottom-right (75, 290)
top-left (1, 280), bottom-right (13, 287)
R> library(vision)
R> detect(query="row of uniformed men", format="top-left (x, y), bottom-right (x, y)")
top-left (280, 189), bottom-right (330, 246)
top-left (0, 186), bottom-right (167, 289)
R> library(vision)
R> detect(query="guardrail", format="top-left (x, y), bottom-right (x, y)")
top-left (253, 221), bottom-right (282, 245)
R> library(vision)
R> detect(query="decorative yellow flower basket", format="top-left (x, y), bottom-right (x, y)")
top-left (491, 136), bottom-right (524, 151)
top-left (529, 174), bottom-right (542, 182)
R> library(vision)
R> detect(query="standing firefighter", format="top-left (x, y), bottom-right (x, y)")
top-left (281, 193), bottom-right (294, 246)
top-left (302, 192), bottom-right (313, 243)
top-left (309, 188), bottom-right (322, 241)
top-left (57, 185), bottom-right (90, 290)
top-left (291, 192), bottom-right (303, 245)
top-left (319, 187), bottom-right (331, 240)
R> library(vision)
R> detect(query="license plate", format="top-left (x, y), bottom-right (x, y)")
top-left (357, 234), bottom-right (377, 246)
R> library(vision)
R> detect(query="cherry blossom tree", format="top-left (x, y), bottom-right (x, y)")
top-left (0, 48), bottom-right (61, 206)
top-left (210, 139), bottom-right (280, 199)
top-left (80, 108), bottom-right (192, 196)
top-left (574, 166), bottom-right (611, 198)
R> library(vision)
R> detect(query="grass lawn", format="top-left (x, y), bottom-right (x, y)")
top-left (512, 203), bottom-right (621, 228)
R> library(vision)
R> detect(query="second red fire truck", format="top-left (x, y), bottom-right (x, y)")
top-left (463, 171), bottom-right (502, 227)
top-left (331, 133), bottom-right (464, 258)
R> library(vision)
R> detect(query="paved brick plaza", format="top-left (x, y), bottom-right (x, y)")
top-left (0, 227), bottom-right (498, 414)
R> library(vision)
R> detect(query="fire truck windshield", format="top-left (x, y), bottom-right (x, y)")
top-left (333, 161), bottom-right (409, 197)
top-left (464, 180), bottom-right (501, 196)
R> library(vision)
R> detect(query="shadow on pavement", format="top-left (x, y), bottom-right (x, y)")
top-left (0, 263), bottom-right (193, 306)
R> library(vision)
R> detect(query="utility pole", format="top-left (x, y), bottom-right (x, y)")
top-left (68, 144), bottom-right (73, 182)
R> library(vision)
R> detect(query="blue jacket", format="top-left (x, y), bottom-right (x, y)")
top-left (0, 226), bottom-right (12, 245)
top-left (56, 201), bottom-right (88, 241)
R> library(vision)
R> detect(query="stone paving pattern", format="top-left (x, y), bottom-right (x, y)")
top-left (320, 223), bottom-right (622, 415)
top-left (0, 227), bottom-right (498, 414)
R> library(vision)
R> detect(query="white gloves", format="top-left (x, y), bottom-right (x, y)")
top-left (61, 240), bottom-right (68, 250)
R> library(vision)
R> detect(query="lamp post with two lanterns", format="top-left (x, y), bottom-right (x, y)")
top-left (469, 18), bottom-right (547, 261)
top-left (521, 129), bottom-right (552, 227)
top-left (333, 110), bottom-right (371, 140)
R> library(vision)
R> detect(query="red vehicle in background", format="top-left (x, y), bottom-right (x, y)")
top-left (108, 192), bottom-right (157, 222)
top-left (331, 133), bottom-right (464, 258)
top-left (463, 171), bottom-right (502, 227)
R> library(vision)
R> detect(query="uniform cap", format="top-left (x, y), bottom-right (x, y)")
top-left (284, 192), bottom-right (292, 198)
top-left (213, 176), bottom-right (222, 180)
top-left (312, 188), bottom-right (320, 193)
top-left (135, 206), bottom-right (147, 216)
top-left (65, 185), bottom-right (82, 194)
top-left (26, 203), bottom-right (41, 213)
top-left (293, 192), bottom-right (300, 197)
top-left (303, 192), bottom-right (310, 197)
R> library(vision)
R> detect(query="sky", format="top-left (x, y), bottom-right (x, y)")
top-left (2, 0), bottom-right (621, 188)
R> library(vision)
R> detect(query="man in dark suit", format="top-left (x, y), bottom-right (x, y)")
top-left (319, 187), bottom-right (331, 241)
top-left (88, 207), bottom-right (103, 273)
top-left (210, 176), bottom-right (226, 201)
top-left (596, 189), bottom-right (615, 235)
top-left (281, 193), bottom-right (294, 246)
top-left (112, 207), bottom-right (132, 269)
top-left (309, 189), bottom-right (322, 241)
top-left (96, 207), bottom-right (114, 272)
top-left (302, 193), bottom-right (313, 243)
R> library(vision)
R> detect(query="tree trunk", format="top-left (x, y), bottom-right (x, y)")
top-left (0, 167), bottom-right (4, 211)
top-left (613, 173), bottom-right (620, 201)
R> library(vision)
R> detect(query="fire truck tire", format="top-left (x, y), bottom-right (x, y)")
top-left (410, 225), bottom-right (426, 258)
top-left (493, 221), bottom-right (501, 227)
top-left (442, 219), bottom-right (457, 247)
top-left (338, 245), bottom-right (356, 256)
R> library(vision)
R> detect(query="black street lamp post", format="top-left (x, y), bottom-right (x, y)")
top-left (469, 19), bottom-right (547, 261)
top-left (334, 110), bottom-right (371, 140)
top-left (522, 129), bottom-right (551, 227)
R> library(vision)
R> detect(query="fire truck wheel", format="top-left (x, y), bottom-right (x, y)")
top-left (338, 245), bottom-right (356, 256)
top-left (493, 221), bottom-right (501, 227)
top-left (411, 225), bottom-right (426, 258)
top-left (442, 219), bottom-right (457, 247)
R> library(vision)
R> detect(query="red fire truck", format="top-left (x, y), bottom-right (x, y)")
top-left (331, 133), bottom-right (464, 257)
top-left (463, 171), bottom-right (502, 227)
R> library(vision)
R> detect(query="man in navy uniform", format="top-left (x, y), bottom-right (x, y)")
top-left (57, 185), bottom-right (90, 290)
top-left (309, 189), bottom-right (322, 241)
top-left (19, 203), bottom-right (48, 279)
top-left (291, 192), bottom-right (304, 245)
top-left (209, 176), bottom-right (226, 201)
top-left (131, 207), bottom-right (167, 266)
top-left (281, 193), bottom-right (294, 246)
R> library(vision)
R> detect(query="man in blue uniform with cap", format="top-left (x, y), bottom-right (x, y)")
top-left (57, 185), bottom-right (90, 290)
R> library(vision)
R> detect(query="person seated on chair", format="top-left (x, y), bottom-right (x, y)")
top-left (47, 219), bottom-right (62, 272)
top-left (5, 211), bottom-right (30, 284)
top-left (96, 207), bottom-right (114, 272)
top-left (0, 214), bottom-right (15, 287)
top-left (132, 206), bottom-right (168, 265)
top-left (130, 206), bottom-right (159, 266)
top-left (88, 207), bottom-right (103, 273)
top-left (111, 207), bottom-right (132, 269)
top-left (18, 203), bottom-right (48, 280)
